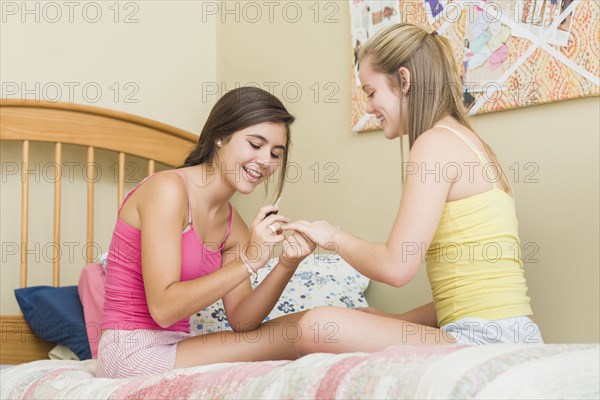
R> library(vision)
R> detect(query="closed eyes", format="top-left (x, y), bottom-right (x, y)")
top-left (249, 142), bottom-right (280, 159)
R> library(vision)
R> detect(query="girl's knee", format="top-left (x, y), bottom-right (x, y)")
top-left (295, 307), bottom-right (339, 356)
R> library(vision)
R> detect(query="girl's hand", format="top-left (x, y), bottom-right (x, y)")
top-left (246, 205), bottom-right (289, 270)
top-left (279, 231), bottom-right (317, 269)
top-left (282, 220), bottom-right (340, 248)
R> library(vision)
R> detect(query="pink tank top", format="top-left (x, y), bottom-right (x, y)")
top-left (101, 170), bottom-right (234, 332)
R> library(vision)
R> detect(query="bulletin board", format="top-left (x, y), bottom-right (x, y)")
top-left (350, 0), bottom-right (599, 132)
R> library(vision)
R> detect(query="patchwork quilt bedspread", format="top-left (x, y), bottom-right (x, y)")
top-left (1, 343), bottom-right (598, 399)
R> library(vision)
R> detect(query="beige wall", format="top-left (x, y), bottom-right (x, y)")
top-left (0, 1), bottom-right (216, 133)
top-left (218, 1), bottom-right (599, 343)
top-left (1, 1), bottom-right (598, 343)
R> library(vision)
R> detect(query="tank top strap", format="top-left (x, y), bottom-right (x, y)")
top-left (117, 172), bottom-right (161, 216)
top-left (117, 170), bottom-right (193, 225)
top-left (434, 124), bottom-right (497, 189)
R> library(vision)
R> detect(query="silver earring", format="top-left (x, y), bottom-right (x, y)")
top-left (216, 140), bottom-right (223, 148)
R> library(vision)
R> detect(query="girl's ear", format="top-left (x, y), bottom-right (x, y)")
top-left (397, 67), bottom-right (411, 95)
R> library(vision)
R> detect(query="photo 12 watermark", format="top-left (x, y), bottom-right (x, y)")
top-left (1, 1), bottom-right (140, 24)
top-left (2, 241), bottom-right (106, 265)
top-left (201, 81), bottom-right (340, 105)
top-left (402, 160), bottom-right (540, 184)
top-left (1, 81), bottom-right (140, 104)
top-left (200, 1), bottom-right (340, 24)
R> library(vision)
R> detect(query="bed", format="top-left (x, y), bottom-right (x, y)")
top-left (1, 100), bottom-right (599, 400)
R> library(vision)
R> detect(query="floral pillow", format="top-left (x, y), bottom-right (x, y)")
top-left (189, 255), bottom-right (369, 335)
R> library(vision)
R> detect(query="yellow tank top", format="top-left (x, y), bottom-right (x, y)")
top-left (426, 125), bottom-right (533, 327)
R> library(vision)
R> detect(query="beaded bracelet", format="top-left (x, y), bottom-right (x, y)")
top-left (240, 252), bottom-right (258, 279)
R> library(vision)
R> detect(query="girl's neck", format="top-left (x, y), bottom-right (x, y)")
top-left (435, 114), bottom-right (459, 127)
top-left (183, 164), bottom-right (235, 215)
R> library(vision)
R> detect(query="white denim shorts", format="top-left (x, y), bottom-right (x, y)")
top-left (441, 316), bottom-right (544, 345)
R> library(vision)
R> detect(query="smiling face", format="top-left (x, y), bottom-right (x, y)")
top-left (359, 57), bottom-right (406, 140)
top-left (218, 122), bottom-right (287, 194)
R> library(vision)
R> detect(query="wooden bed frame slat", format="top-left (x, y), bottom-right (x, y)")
top-left (20, 140), bottom-right (29, 289)
top-left (53, 142), bottom-right (62, 287)
top-left (148, 159), bottom-right (155, 176)
top-left (1, 100), bottom-right (199, 364)
top-left (86, 146), bottom-right (94, 263)
top-left (118, 152), bottom-right (125, 208)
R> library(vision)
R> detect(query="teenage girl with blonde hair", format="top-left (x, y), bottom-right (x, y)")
top-left (285, 23), bottom-right (543, 353)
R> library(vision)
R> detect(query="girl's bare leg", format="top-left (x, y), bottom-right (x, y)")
top-left (175, 311), bottom-right (306, 368)
top-left (295, 307), bottom-right (456, 356)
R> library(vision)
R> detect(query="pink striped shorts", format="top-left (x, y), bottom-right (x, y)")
top-left (96, 329), bottom-right (191, 379)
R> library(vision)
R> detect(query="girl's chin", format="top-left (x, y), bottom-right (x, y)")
top-left (383, 128), bottom-right (400, 140)
top-left (236, 183), bottom-right (256, 194)
top-left (235, 179), bottom-right (261, 194)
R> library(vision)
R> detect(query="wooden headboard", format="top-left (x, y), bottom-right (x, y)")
top-left (0, 100), bottom-right (198, 364)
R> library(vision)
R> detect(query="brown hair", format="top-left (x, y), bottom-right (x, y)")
top-left (359, 23), bottom-right (510, 192)
top-left (181, 86), bottom-right (295, 198)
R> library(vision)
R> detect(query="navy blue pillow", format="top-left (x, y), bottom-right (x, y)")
top-left (15, 286), bottom-right (91, 360)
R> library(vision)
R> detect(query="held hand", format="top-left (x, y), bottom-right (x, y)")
top-left (246, 205), bottom-right (289, 270)
top-left (282, 220), bottom-right (340, 248)
top-left (279, 231), bottom-right (317, 269)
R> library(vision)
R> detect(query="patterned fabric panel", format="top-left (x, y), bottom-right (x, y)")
top-left (1, 344), bottom-right (598, 399)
